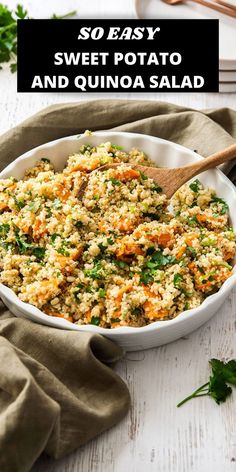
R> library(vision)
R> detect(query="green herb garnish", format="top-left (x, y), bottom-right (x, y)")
top-left (111, 144), bottom-right (123, 150)
top-left (110, 177), bottom-right (121, 186)
top-left (90, 316), bottom-right (100, 326)
top-left (211, 196), bottom-right (229, 215)
top-left (51, 233), bottom-right (60, 245)
top-left (0, 5), bottom-right (76, 72)
top-left (177, 359), bottom-right (236, 407)
top-left (186, 246), bottom-right (197, 258)
top-left (0, 223), bottom-right (9, 236)
top-left (111, 317), bottom-right (120, 323)
top-left (141, 251), bottom-right (176, 285)
top-left (173, 273), bottom-right (183, 288)
top-left (80, 144), bottom-right (92, 154)
top-left (13, 196), bottom-right (25, 210)
top-left (189, 179), bottom-right (201, 193)
top-left (98, 288), bottom-right (106, 298)
top-left (85, 262), bottom-right (103, 280)
top-left (114, 260), bottom-right (129, 269)
top-left (139, 171), bottom-right (148, 180)
top-left (74, 221), bottom-right (83, 229)
top-left (187, 215), bottom-right (198, 226)
top-left (32, 247), bottom-right (46, 260)
top-left (15, 233), bottom-right (45, 259)
top-left (151, 184), bottom-right (162, 193)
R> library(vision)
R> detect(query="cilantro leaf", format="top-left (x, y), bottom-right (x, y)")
top-left (90, 316), bottom-right (100, 326)
top-left (32, 247), bottom-right (46, 260)
top-left (208, 373), bottom-right (232, 404)
top-left (141, 251), bottom-right (176, 285)
top-left (173, 273), bottom-right (183, 288)
top-left (0, 223), bottom-right (10, 236)
top-left (151, 184), bottom-right (162, 193)
top-left (211, 196), bottom-right (229, 215)
top-left (177, 358), bottom-right (236, 408)
top-left (110, 177), bottom-right (121, 186)
top-left (210, 359), bottom-right (236, 386)
top-left (85, 262), bottom-right (104, 280)
top-left (189, 179), bottom-right (201, 192)
top-left (111, 144), bottom-right (123, 150)
top-left (0, 5), bottom-right (76, 72)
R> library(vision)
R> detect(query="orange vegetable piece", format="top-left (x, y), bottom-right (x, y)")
top-left (144, 303), bottom-right (168, 320)
top-left (224, 252), bottom-right (234, 261)
top-left (112, 168), bottom-right (140, 182)
top-left (176, 245), bottom-right (187, 260)
top-left (185, 233), bottom-right (198, 246)
top-left (196, 214), bottom-right (207, 223)
top-left (33, 217), bottom-right (47, 239)
top-left (69, 156), bottom-right (101, 173)
top-left (45, 310), bottom-right (73, 323)
top-left (84, 310), bottom-right (92, 323)
top-left (116, 240), bottom-right (143, 259)
top-left (112, 216), bottom-right (140, 234)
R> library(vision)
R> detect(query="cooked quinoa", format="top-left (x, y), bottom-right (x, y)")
top-left (0, 139), bottom-right (235, 328)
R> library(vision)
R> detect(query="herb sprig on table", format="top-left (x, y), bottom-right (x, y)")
top-left (177, 359), bottom-right (236, 407)
top-left (0, 4), bottom-right (76, 72)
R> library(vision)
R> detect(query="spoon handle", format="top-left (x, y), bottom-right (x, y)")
top-left (216, 0), bottom-right (236, 11)
top-left (191, 0), bottom-right (236, 18)
top-left (183, 143), bottom-right (236, 178)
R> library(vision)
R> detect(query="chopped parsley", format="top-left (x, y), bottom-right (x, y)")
top-left (80, 144), bottom-right (92, 154)
top-left (114, 260), bottom-right (129, 269)
top-left (74, 221), bottom-right (83, 229)
top-left (111, 144), bottom-right (123, 150)
top-left (51, 233), bottom-right (60, 245)
top-left (15, 233), bottom-right (45, 260)
top-left (110, 177), bottom-right (121, 186)
top-left (13, 196), bottom-right (25, 210)
top-left (211, 196), bottom-right (229, 215)
top-left (90, 316), bottom-right (100, 326)
top-left (57, 241), bottom-right (70, 256)
top-left (85, 262), bottom-right (103, 280)
top-left (187, 215), bottom-right (198, 226)
top-left (139, 171), bottom-right (148, 180)
top-left (98, 288), bottom-right (106, 298)
top-left (173, 273), bottom-right (183, 288)
top-left (0, 224), bottom-right (10, 236)
top-left (141, 250), bottom-right (176, 285)
top-left (189, 179), bottom-right (201, 192)
top-left (32, 247), bottom-right (46, 260)
top-left (73, 291), bottom-right (80, 303)
top-left (151, 184), bottom-right (162, 193)
top-left (186, 246), bottom-right (197, 258)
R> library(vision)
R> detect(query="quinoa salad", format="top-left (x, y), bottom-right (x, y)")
top-left (0, 139), bottom-right (235, 328)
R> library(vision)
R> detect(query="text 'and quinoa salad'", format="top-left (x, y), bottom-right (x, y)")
top-left (0, 137), bottom-right (235, 328)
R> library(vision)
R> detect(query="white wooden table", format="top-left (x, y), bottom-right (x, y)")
top-left (1, 2), bottom-right (236, 471)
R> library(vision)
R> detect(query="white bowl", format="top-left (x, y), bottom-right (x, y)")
top-left (0, 131), bottom-right (236, 351)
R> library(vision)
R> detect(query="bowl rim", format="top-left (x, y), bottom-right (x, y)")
top-left (0, 130), bottom-right (236, 337)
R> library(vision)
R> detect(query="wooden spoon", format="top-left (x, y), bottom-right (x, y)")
top-left (79, 143), bottom-right (236, 199)
top-left (162, 0), bottom-right (236, 19)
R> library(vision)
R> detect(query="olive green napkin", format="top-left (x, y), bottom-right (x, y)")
top-left (0, 99), bottom-right (236, 472)
top-left (0, 99), bottom-right (235, 177)
top-left (0, 308), bottom-right (130, 472)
